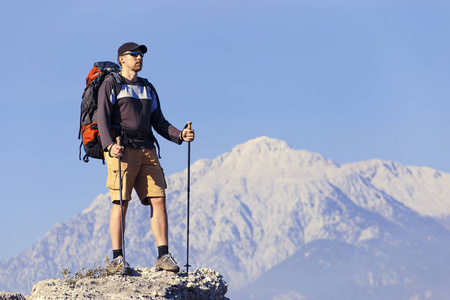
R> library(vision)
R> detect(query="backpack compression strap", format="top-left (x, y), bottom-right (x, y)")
top-left (141, 78), bottom-right (162, 158)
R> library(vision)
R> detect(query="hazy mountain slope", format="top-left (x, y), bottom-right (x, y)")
top-left (234, 238), bottom-right (450, 300)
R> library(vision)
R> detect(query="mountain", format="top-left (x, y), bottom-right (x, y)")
top-left (1, 137), bottom-right (450, 299)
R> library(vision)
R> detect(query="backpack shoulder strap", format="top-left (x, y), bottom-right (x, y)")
top-left (139, 77), bottom-right (162, 158)
top-left (109, 72), bottom-right (123, 96)
top-left (102, 72), bottom-right (123, 106)
top-left (140, 78), bottom-right (159, 101)
top-left (111, 72), bottom-right (122, 85)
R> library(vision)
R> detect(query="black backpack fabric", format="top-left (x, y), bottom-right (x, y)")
top-left (78, 61), bottom-right (122, 162)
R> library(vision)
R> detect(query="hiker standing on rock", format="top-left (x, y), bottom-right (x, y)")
top-left (97, 42), bottom-right (195, 273)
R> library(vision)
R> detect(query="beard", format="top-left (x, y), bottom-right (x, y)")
top-left (132, 62), bottom-right (143, 72)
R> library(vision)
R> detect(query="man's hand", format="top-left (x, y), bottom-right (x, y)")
top-left (182, 128), bottom-right (195, 142)
top-left (108, 144), bottom-right (124, 158)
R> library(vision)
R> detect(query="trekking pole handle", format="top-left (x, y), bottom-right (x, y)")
top-left (187, 121), bottom-right (192, 130)
top-left (116, 137), bottom-right (121, 146)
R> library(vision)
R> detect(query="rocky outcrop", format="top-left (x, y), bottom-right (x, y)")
top-left (2, 268), bottom-right (228, 300)
top-left (0, 292), bottom-right (26, 300)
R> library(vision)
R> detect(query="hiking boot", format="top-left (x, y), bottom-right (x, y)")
top-left (155, 253), bottom-right (180, 272)
top-left (108, 256), bottom-right (131, 275)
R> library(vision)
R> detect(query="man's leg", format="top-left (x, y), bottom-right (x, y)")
top-left (148, 196), bottom-right (180, 272)
top-left (147, 197), bottom-right (168, 247)
top-left (110, 200), bottom-right (129, 251)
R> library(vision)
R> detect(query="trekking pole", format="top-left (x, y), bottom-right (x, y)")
top-left (117, 137), bottom-right (126, 275)
top-left (184, 122), bottom-right (192, 273)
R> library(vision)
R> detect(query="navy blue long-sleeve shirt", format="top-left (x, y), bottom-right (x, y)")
top-left (97, 74), bottom-right (182, 151)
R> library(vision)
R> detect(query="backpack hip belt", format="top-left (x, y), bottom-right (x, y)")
top-left (122, 130), bottom-right (154, 141)
top-left (121, 130), bottom-right (161, 158)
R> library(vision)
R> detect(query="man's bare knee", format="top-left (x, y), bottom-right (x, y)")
top-left (146, 197), bottom-right (165, 206)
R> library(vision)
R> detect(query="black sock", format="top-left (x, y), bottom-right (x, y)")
top-left (158, 245), bottom-right (169, 258)
top-left (113, 249), bottom-right (123, 259)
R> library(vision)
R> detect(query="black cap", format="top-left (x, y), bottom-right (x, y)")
top-left (118, 42), bottom-right (148, 57)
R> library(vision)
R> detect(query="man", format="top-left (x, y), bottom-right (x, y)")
top-left (97, 42), bottom-right (195, 273)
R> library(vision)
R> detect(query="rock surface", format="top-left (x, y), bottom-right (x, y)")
top-left (2, 268), bottom-right (228, 300)
top-left (0, 292), bottom-right (26, 300)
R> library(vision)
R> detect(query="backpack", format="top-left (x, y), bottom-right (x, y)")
top-left (78, 61), bottom-right (122, 163)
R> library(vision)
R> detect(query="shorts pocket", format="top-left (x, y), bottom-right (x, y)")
top-left (106, 167), bottom-right (120, 190)
top-left (106, 159), bottom-right (127, 190)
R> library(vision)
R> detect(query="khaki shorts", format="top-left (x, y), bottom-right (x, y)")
top-left (104, 147), bottom-right (167, 204)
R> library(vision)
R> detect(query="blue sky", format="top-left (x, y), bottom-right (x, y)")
top-left (0, 0), bottom-right (449, 261)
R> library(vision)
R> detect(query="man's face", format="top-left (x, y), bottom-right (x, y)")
top-left (120, 51), bottom-right (144, 72)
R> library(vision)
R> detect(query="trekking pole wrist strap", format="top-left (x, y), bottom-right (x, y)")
top-left (108, 144), bottom-right (114, 158)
